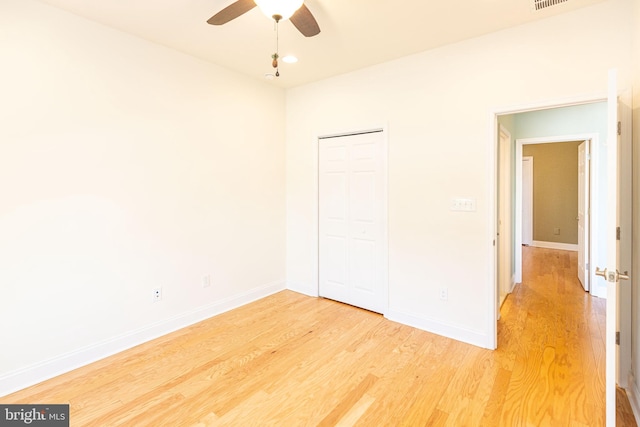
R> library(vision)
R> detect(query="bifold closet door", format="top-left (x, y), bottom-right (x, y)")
top-left (318, 130), bottom-right (385, 314)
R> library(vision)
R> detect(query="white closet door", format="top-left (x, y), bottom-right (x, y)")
top-left (319, 131), bottom-right (386, 314)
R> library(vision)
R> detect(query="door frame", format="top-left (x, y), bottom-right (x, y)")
top-left (311, 125), bottom-right (389, 314)
top-left (488, 94), bottom-right (606, 349)
top-left (513, 134), bottom-right (598, 296)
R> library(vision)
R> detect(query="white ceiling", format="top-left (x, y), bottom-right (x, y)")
top-left (36, 0), bottom-right (606, 88)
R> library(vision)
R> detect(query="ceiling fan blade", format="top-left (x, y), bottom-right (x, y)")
top-left (290, 4), bottom-right (320, 37)
top-left (207, 0), bottom-right (256, 25)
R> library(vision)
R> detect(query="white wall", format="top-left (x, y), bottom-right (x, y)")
top-left (286, 0), bottom-right (634, 348)
top-left (0, 0), bottom-right (286, 395)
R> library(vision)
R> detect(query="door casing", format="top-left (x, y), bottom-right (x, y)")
top-left (488, 95), bottom-right (607, 350)
top-left (514, 134), bottom-right (597, 295)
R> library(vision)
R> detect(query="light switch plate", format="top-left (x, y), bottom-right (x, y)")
top-left (451, 198), bottom-right (476, 212)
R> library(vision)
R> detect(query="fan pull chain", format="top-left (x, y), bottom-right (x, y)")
top-left (271, 15), bottom-right (281, 77)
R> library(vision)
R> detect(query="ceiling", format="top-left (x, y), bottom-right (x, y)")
top-left (36, 0), bottom-right (606, 88)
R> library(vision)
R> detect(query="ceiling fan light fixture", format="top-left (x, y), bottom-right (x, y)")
top-left (254, 0), bottom-right (304, 21)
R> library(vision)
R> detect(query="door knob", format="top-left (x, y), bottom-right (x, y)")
top-left (595, 267), bottom-right (630, 282)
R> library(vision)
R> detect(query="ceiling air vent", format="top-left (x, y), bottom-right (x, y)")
top-left (532, 0), bottom-right (568, 11)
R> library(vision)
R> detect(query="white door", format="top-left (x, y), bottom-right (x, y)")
top-left (577, 141), bottom-right (589, 291)
top-left (522, 156), bottom-right (533, 247)
top-left (318, 130), bottom-right (386, 314)
top-left (498, 126), bottom-right (512, 307)
top-left (601, 69), bottom-right (631, 426)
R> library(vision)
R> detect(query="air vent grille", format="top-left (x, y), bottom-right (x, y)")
top-left (533, 0), bottom-right (568, 11)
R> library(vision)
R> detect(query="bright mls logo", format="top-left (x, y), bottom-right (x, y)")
top-left (0, 405), bottom-right (69, 426)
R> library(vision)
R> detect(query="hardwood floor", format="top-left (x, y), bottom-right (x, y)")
top-left (2, 247), bottom-right (637, 425)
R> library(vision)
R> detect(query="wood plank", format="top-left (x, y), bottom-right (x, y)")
top-left (334, 393), bottom-right (376, 427)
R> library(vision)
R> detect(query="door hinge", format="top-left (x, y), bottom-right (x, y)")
top-left (493, 239), bottom-right (496, 247)
top-left (616, 331), bottom-right (620, 345)
top-left (617, 121), bottom-right (622, 136)
top-left (616, 226), bottom-right (621, 240)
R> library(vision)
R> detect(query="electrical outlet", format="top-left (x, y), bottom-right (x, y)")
top-left (553, 227), bottom-right (560, 235)
top-left (439, 287), bottom-right (448, 301)
top-left (152, 288), bottom-right (162, 302)
top-left (202, 274), bottom-right (211, 288)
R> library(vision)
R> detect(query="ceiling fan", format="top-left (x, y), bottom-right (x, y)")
top-left (207, 0), bottom-right (321, 37)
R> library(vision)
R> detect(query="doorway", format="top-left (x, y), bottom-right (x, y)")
top-left (514, 135), bottom-right (595, 295)
top-left (492, 99), bottom-right (610, 351)
top-left (493, 80), bottom-right (633, 424)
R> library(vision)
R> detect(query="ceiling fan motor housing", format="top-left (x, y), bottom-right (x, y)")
top-left (254, 0), bottom-right (304, 21)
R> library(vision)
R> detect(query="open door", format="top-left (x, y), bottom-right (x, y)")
top-left (522, 156), bottom-right (533, 247)
top-left (498, 125), bottom-right (513, 307)
top-left (599, 69), bottom-right (631, 426)
top-left (577, 141), bottom-right (589, 291)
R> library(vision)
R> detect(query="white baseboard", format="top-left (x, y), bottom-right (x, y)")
top-left (286, 281), bottom-right (318, 297)
top-left (288, 288), bottom-right (491, 348)
top-left (0, 281), bottom-right (285, 397)
top-left (531, 240), bottom-right (578, 252)
top-left (385, 309), bottom-right (491, 349)
top-left (627, 372), bottom-right (640, 424)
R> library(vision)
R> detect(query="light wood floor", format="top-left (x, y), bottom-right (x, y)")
top-left (3, 247), bottom-right (637, 426)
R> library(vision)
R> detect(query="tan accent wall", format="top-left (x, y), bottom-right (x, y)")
top-left (523, 142), bottom-right (581, 244)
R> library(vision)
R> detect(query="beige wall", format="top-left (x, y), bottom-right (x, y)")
top-left (523, 142), bottom-right (581, 244)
